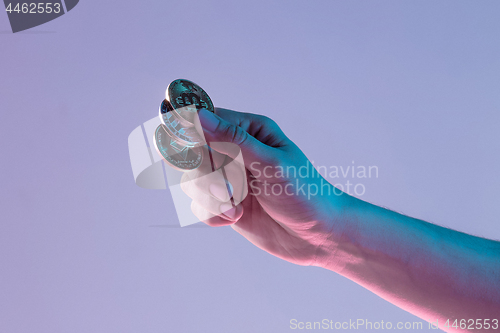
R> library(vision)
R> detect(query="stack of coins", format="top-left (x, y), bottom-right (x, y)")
top-left (154, 79), bottom-right (215, 171)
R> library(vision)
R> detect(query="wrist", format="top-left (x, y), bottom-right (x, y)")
top-left (312, 188), bottom-right (362, 273)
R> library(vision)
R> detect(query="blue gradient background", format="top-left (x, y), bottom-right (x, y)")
top-left (1, 1), bottom-right (499, 332)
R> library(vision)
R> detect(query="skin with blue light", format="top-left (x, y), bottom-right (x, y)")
top-left (181, 107), bottom-right (500, 333)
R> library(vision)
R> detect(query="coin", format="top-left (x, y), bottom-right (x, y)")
top-left (154, 124), bottom-right (203, 171)
top-left (162, 79), bottom-right (215, 126)
top-left (159, 100), bottom-right (204, 147)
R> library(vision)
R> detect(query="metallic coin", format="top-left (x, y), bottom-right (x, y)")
top-left (163, 79), bottom-right (215, 126)
top-left (159, 100), bottom-right (204, 147)
top-left (160, 97), bottom-right (193, 129)
top-left (154, 124), bottom-right (203, 171)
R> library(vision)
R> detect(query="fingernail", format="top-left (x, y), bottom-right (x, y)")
top-left (198, 108), bottom-right (219, 133)
top-left (220, 203), bottom-right (236, 220)
top-left (210, 183), bottom-right (228, 201)
top-left (226, 181), bottom-right (234, 198)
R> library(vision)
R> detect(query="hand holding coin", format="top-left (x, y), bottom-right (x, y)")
top-left (153, 79), bottom-right (237, 220)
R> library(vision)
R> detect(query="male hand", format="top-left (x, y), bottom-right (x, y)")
top-left (180, 107), bottom-right (349, 267)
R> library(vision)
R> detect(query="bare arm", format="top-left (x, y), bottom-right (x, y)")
top-left (184, 107), bottom-right (500, 332)
top-left (318, 193), bottom-right (500, 331)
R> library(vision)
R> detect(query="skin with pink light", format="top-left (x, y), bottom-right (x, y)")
top-left (180, 107), bottom-right (500, 333)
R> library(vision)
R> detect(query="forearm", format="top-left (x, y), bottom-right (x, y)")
top-left (318, 193), bottom-right (500, 331)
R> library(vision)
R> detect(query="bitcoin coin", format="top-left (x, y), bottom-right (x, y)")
top-left (160, 95), bottom-right (194, 128)
top-left (161, 79), bottom-right (215, 126)
top-left (154, 124), bottom-right (203, 171)
top-left (159, 100), bottom-right (204, 147)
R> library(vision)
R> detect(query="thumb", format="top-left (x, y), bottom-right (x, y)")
top-left (195, 108), bottom-right (272, 165)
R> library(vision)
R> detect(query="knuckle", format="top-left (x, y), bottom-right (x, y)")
top-left (180, 172), bottom-right (190, 183)
top-left (218, 123), bottom-right (234, 141)
top-left (258, 114), bottom-right (275, 126)
top-left (222, 123), bottom-right (248, 146)
top-left (180, 175), bottom-right (201, 197)
top-left (190, 200), bottom-right (198, 213)
top-left (191, 177), bottom-right (206, 193)
top-left (232, 128), bottom-right (249, 146)
top-left (180, 177), bottom-right (191, 193)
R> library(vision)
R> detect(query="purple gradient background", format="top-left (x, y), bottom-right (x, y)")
top-left (1, 1), bottom-right (499, 332)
